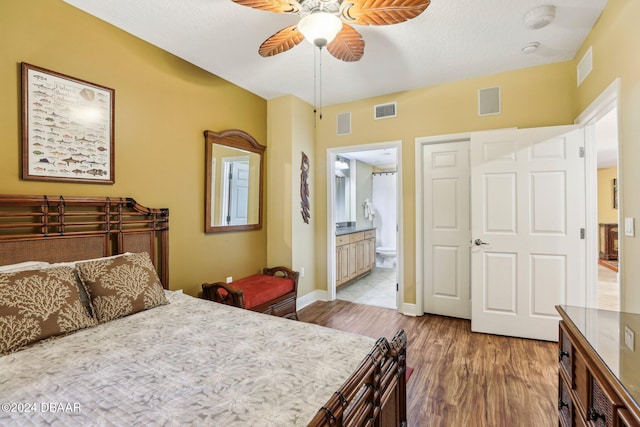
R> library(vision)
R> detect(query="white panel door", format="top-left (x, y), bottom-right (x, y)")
top-left (423, 141), bottom-right (471, 319)
top-left (230, 161), bottom-right (250, 225)
top-left (470, 126), bottom-right (585, 341)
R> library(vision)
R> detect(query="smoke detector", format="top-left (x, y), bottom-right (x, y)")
top-left (524, 5), bottom-right (556, 30)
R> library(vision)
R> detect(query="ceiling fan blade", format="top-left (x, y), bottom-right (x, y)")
top-left (327, 24), bottom-right (365, 62)
top-left (259, 25), bottom-right (305, 57)
top-left (341, 0), bottom-right (431, 25)
top-left (231, 0), bottom-right (300, 14)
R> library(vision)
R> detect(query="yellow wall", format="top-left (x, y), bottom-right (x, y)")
top-left (0, 0), bottom-right (268, 296)
top-left (266, 95), bottom-right (316, 297)
top-left (597, 167), bottom-right (619, 224)
top-left (314, 62), bottom-right (577, 303)
top-left (290, 97), bottom-right (317, 298)
top-left (574, 0), bottom-right (640, 312)
top-left (266, 97), bottom-right (294, 268)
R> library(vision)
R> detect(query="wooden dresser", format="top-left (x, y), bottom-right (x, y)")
top-left (599, 223), bottom-right (619, 260)
top-left (557, 306), bottom-right (640, 427)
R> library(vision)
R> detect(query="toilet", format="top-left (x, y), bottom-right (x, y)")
top-left (376, 247), bottom-right (396, 268)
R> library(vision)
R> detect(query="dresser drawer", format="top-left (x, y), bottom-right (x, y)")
top-left (558, 375), bottom-right (573, 427)
top-left (559, 323), bottom-right (573, 379)
top-left (587, 375), bottom-right (621, 427)
top-left (364, 230), bottom-right (376, 239)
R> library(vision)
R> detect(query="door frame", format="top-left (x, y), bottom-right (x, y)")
top-left (415, 132), bottom-right (477, 315)
top-left (575, 78), bottom-right (622, 309)
top-left (327, 140), bottom-right (404, 312)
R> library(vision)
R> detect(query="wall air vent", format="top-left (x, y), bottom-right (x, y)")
top-left (577, 46), bottom-right (593, 87)
top-left (336, 112), bottom-right (351, 135)
top-left (478, 86), bottom-right (501, 116)
top-left (374, 102), bottom-right (397, 120)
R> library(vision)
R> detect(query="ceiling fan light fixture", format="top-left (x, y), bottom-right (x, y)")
top-left (298, 12), bottom-right (342, 49)
top-left (523, 5), bottom-right (556, 30)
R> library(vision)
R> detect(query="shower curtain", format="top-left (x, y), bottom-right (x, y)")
top-left (371, 172), bottom-right (396, 250)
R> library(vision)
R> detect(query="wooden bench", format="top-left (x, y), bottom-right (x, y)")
top-left (201, 266), bottom-right (299, 320)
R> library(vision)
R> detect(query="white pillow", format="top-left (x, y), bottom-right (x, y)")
top-left (0, 261), bottom-right (50, 273)
top-left (48, 252), bottom-right (132, 269)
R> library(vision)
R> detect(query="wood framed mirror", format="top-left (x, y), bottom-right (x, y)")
top-left (204, 129), bottom-right (265, 233)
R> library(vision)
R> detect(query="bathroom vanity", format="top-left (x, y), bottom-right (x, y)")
top-left (336, 228), bottom-right (376, 287)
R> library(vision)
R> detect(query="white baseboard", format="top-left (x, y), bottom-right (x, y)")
top-left (297, 290), bottom-right (329, 311)
top-left (298, 292), bottom-right (422, 317)
top-left (400, 303), bottom-right (421, 316)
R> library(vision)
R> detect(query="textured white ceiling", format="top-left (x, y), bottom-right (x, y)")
top-left (62, 0), bottom-right (607, 107)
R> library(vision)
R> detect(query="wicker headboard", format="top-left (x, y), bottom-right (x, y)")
top-left (0, 195), bottom-right (169, 288)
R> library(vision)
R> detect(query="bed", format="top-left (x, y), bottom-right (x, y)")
top-left (0, 194), bottom-right (407, 427)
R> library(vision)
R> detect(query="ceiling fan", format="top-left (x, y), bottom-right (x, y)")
top-left (232, 0), bottom-right (431, 62)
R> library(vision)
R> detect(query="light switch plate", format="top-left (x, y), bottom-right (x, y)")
top-left (625, 218), bottom-right (635, 237)
top-left (226, 276), bottom-right (233, 283)
top-left (625, 325), bottom-right (635, 351)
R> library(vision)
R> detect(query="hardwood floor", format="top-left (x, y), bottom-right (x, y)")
top-left (299, 300), bottom-right (558, 427)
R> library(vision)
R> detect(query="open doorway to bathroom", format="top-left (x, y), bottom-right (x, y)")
top-left (330, 144), bottom-right (400, 310)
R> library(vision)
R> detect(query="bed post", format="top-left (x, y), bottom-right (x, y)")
top-left (307, 329), bottom-right (407, 427)
top-left (391, 330), bottom-right (408, 427)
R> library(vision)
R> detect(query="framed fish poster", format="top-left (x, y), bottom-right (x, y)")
top-left (21, 63), bottom-right (115, 184)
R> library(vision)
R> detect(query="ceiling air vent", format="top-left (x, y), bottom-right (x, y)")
top-left (336, 112), bottom-right (351, 135)
top-left (374, 102), bottom-right (397, 120)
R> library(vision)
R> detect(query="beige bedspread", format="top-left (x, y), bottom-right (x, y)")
top-left (0, 291), bottom-right (375, 426)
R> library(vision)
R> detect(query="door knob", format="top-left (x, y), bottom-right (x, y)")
top-left (474, 239), bottom-right (489, 246)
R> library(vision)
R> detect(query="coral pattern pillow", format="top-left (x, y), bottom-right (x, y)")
top-left (76, 252), bottom-right (168, 323)
top-left (0, 266), bottom-right (97, 355)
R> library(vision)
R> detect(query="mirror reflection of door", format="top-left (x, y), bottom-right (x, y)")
top-left (221, 156), bottom-right (250, 226)
top-left (204, 129), bottom-right (265, 233)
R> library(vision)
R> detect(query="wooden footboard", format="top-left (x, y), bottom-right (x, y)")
top-left (308, 330), bottom-right (408, 427)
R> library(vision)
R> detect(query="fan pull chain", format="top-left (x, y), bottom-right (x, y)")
top-left (313, 47), bottom-right (318, 124)
top-left (319, 47), bottom-right (323, 120)
top-left (312, 47), bottom-right (324, 122)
